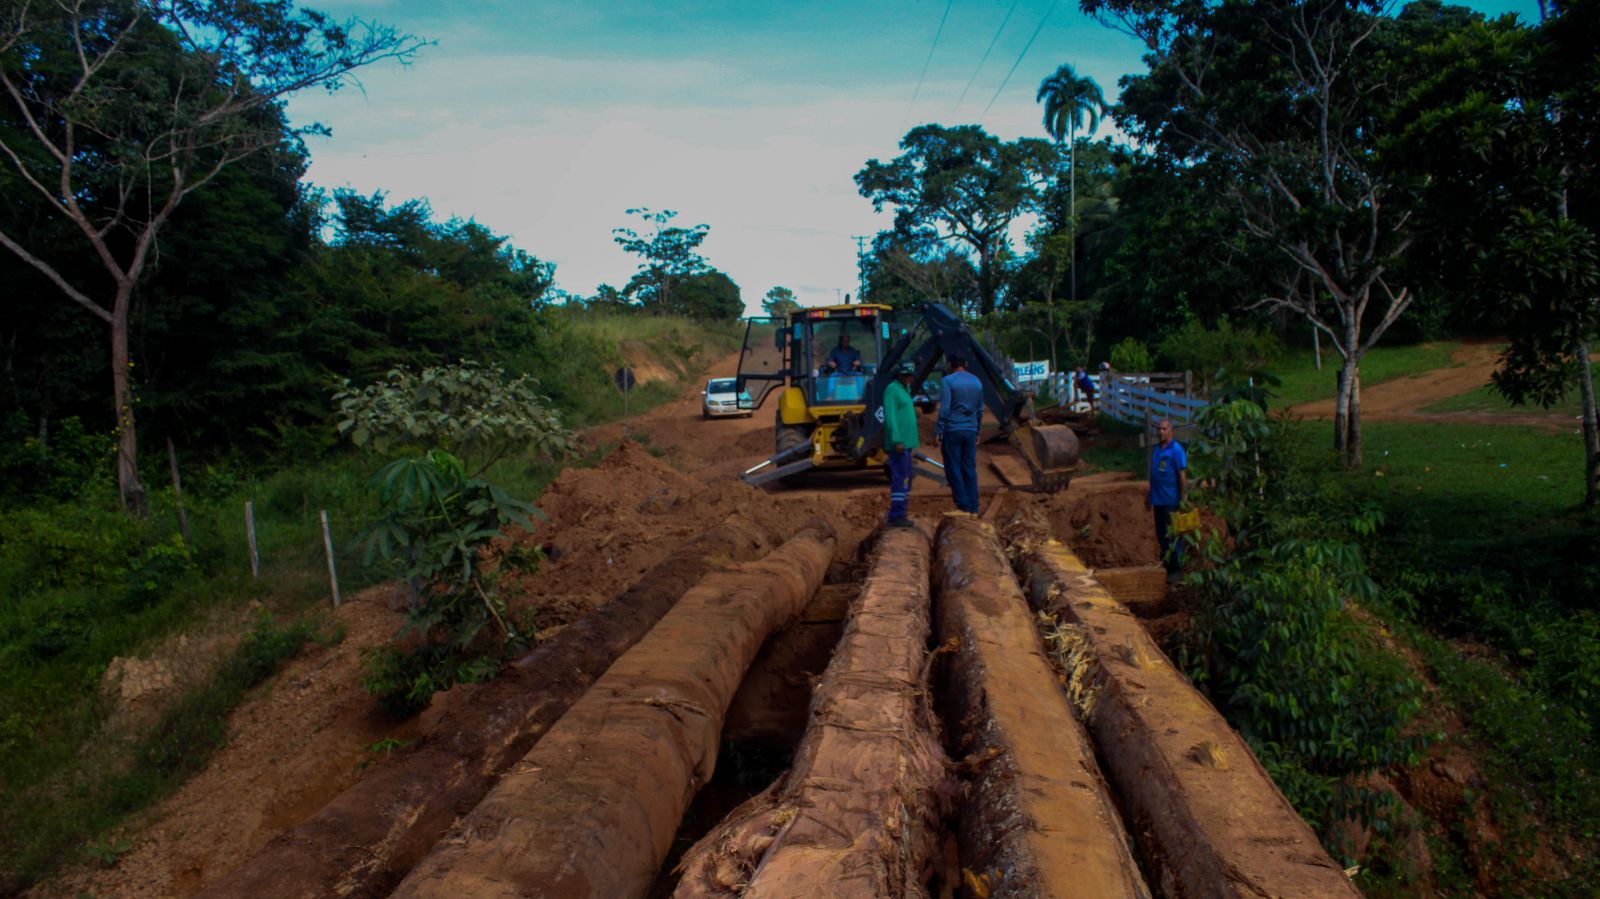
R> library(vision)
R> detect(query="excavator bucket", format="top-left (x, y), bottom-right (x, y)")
top-left (1009, 423), bottom-right (1080, 493)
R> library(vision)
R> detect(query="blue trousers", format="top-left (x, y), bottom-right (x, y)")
top-left (1153, 504), bottom-right (1184, 572)
top-left (886, 448), bottom-right (912, 522)
top-left (942, 430), bottom-right (979, 514)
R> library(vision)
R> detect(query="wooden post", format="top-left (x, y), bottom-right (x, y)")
top-left (167, 437), bottom-right (190, 546)
top-left (1183, 370), bottom-right (1193, 399)
top-left (320, 510), bottom-right (342, 607)
top-left (245, 501), bottom-right (260, 578)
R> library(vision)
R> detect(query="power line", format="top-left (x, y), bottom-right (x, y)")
top-left (955, 0), bottom-right (1024, 113)
top-left (903, 0), bottom-right (956, 128)
top-left (981, 0), bottom-right (1062, 121)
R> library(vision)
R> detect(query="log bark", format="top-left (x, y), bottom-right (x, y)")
top-left (389, 521), bottom-right (837, 899)
top-left (673, 526), bottom-right (951, 898)
top-left (201, 514), bottom-right (784, 899)
top-left (1009, 528), bottom-right (1362, 899)
top-left (933, 518), bottom-right (1151, 899)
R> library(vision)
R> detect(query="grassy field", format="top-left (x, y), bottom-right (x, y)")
top-left (1264, 341), bottom-right (1463, 408)
top-left (1424, 383), bottom-right (1586, 419)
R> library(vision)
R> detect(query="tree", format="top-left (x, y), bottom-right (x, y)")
top-left (1088, 0), bottom-right (1436, 466)
top-left (671, 269), bottom-right (743, 321)
top-left (859, 226), bottom-right (981, 313)
top-left (1036, 63), bottom-right (1107, 306)
top-left (0, 0), bottom-right (423, 514)
top-left (1390, 2), bottom-right (1599, 504)
top-left (612, 207), bottom-right (710, 315)
top-left (856, 124), bottom-right (1053, 315)
top-left (762, 286), bottom-right (801, 317)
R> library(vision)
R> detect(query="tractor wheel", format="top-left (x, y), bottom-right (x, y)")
top-left (774, 419), bottom-right (812, 486)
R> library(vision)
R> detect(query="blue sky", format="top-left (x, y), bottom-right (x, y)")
top-left (285, 0), bottom-right (1540, 315)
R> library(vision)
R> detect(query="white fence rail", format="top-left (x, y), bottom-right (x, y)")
top-left (1102, 378), bottom-right (1209, 427)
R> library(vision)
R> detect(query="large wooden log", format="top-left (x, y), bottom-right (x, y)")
top-left (1011, 533), bottom-right (1362, 899)
top-left (673, 526), bottom-right (951, 898)
top-left (934, 518), bottom-right (1152, 899)
top-left (200, 515), bottom-right (781, 899)
top-left (389, 521), bottom-right (837, 899)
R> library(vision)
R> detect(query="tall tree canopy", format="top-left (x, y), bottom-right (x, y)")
top-left (0, 0), bottom-right (423, 513)
top-left (612, 207), bottom-right (712, 315)
top-left (856, 124), bottom-right (1053, 316)
top-left (1088, 0), bottom-right (1471, 465)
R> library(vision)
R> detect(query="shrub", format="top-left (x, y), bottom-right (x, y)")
top-left (1157, 317), bottom-right (1281, 394)
top-left (1108, 336), bottom-right (1154, 372)
top-left (359, 450), bottom-right (542, 717)
top-left (1183, 399), bottom-right (1428, 839)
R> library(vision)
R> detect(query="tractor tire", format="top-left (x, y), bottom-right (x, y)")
top-left (775, 419), bottom-right (812, 487)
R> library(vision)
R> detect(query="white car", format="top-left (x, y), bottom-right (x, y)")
top-left (701, 378), bottom-right (753, 419)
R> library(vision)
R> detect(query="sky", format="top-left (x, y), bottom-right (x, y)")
top-left (284, 0), bottom-right (1540, 316)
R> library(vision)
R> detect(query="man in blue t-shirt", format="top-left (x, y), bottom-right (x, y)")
top-left (824, 334), bottom-right (863, 373)
top-left (935, 355), bottom-right (985, 514)
top-left (1146, 418), bottom-right (1188, 579)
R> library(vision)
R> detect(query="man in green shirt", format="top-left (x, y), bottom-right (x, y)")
top-left (883, 361), bottom-right (919, 528)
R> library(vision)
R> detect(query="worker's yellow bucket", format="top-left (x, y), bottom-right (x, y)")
top-left (1172, 508), bottom-right (1202, 533)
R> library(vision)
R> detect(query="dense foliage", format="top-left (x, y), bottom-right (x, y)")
top-left (1182, 399), bottom-right (1427, 845)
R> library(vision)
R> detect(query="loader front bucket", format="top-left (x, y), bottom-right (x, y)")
top-left (1009, 423), bottom-right (1080, 492)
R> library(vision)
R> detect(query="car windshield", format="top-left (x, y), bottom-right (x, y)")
top-left (707, 379), bottom-right (737, 394)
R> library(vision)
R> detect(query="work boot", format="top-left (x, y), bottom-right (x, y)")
top-left (887, 518), bottom-right (916, 529)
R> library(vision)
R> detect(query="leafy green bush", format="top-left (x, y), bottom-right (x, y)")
top-left (1183, 399), bottom-right (1427, 839)
top-left (0, 413), bottom-right (112, 506)
top-left (1108, 336), bottom-right (1154, 372)
top-left (359, 450), bottom-right (542, 717)
top-left (1157, 316), bottom-right (1281, 394)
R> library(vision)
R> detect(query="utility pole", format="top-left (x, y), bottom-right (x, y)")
top-left (852, 235), bottom-right (871, 300)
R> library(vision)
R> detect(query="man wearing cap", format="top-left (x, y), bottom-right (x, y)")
top-left (934, 354), bottom-right (984, 515)
top-left (882, 361), bottom-right (919, 528)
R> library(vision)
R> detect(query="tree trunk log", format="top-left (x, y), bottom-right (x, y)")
top-left (1006, 524), bottom-right (1362, 899)
top-left (933, 517), bottom-right (1151, 899)
top-left (672, 526), bottom-right (951, 898)
top-left (389, 521), bottom-right (837, 899)
top-left (201, 515), bottom-right (786, 899)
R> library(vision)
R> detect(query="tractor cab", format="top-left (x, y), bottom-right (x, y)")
top-left (736, 304), bottom-right (901, 476)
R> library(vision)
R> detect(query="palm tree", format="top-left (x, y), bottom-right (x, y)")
top-left (1036, 64), bottom-right (1107, 307)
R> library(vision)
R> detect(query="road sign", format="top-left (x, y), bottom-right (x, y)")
top-left (614, 367), bottom-right (636, 393)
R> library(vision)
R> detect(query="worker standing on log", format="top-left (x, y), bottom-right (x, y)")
top-left (934, 354), bottom-right (984, 515)
top-left (883, 361), bottom-right (919, 528)
top-left (1147, 418), bottom-right (1188, 582)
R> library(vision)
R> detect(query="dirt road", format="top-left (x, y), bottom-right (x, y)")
top-left (1288, 342), bottom-right (1576, 430)
top-left (41, 353), bottom-right (1358, 899)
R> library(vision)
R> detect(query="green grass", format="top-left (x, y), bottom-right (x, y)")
top-left (1423, 383), bottom-right (1586, 419)
top-left (1079, 415), bottom-right (1146, 477)
top-left (1264, 341), bottom-right (1463, 408)
top-left (1308, 421), bottom-right (1587, 543)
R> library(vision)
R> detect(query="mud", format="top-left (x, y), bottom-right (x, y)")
top-left (673, 526), bottom-right (951, 898)
top-left (932, 517), bottom-right (1152, 899)
top-left (722, 581), bottom-right (854, 746)
top-left (389, 522), bottom-right (836, 899)
top-left (1006, 516), bottom-right (1361, 899)
top-left (201, 512), bottom-right (785, 899)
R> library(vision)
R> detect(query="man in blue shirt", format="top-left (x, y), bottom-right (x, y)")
top-left (824, 334), bottom-right (863, 373)
top-left (1146, 418), bottom-right (1188, 580)
top-left (934, 355), bottom-right (985, 514)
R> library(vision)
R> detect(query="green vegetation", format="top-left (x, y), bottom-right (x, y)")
top-left (1425, 384), bottom-right (1586, 419)
top-left (1265, 342), bottom-right (1464, 409)
top-left (1180, 402), bottom-right (1428, 843)
top-left (0, 313), bottom-right (725, 890)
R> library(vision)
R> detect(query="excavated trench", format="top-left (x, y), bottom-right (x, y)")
top-left (209, 483), bottom-right (1357, 899)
